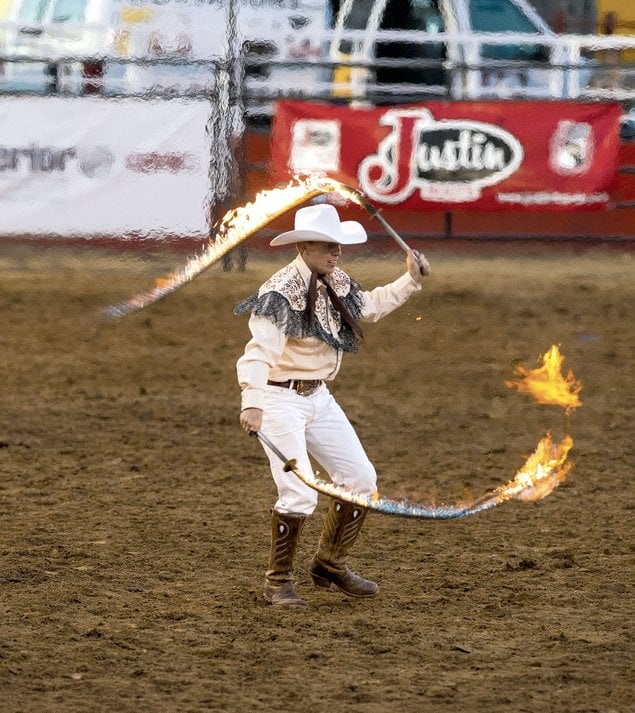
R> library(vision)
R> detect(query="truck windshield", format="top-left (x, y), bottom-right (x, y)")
top-left (468, 0), bottom-right (545, 61)
top-left (50, 0), bottom-right (86, 23)
top-left (375, 0), bottom-right (446, 94)
top-left (411, 0), bottom-right (444, 33)
top-left (468, 0), bottom-right (540, 34)
top-left (15, 0), bottom-right (52, 23)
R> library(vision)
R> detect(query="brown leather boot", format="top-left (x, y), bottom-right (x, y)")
top-left (263, 510), bottom-right (307, 607)
top-left (308, 499), bottom-right (378, 598)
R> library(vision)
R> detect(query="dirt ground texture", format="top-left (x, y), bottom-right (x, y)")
top-left (0, 241), bottom-right (632, 713)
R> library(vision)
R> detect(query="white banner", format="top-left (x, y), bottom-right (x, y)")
top-left (0, 97), bottom-right (211, 237)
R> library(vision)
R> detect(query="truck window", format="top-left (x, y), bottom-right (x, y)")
top-left (468, 0), bottom-right (540, 33)
top-left (340, 0), bottom-right (377, 31)
top-left (468, 0), bottom-right (546, 61)
top-left (334, 0), bottom-right (377, 54)
top-left (15, 0), bottom-right (52, 23)
top-left (376, 0), bottom-right (445, 90)
top-left (411, 0), bottom-right (444, 33)
top-left (50, 0), bottom-right (87, 23)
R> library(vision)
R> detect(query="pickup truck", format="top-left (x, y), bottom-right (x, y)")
top-left (328, 0), bottom-right (598, 102)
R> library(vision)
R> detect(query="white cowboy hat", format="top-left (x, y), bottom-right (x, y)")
top-left (270, 204), bottom-right (367, 246)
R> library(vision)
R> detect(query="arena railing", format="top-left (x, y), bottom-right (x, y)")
top-left (0, 22), bottom-right (632, 239)
top-left (0, 23), bottom-right (633, 102)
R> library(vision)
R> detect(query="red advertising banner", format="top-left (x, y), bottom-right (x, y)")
top-left (271, 100), bottom-right (623, 211)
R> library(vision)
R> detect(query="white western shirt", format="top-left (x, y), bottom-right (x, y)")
top-left (237, 255), bottom-right (421, 411)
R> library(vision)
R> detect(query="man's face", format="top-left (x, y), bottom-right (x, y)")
top-left (300, 241), bottom-right (342, 276)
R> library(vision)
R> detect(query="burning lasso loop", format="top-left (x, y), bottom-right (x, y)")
top-left (257, 430), bottom-right (573, 520)
top-left (101, 178), bottom-right (582, 518)
top-left (256, 345), bottom-right (581, 519)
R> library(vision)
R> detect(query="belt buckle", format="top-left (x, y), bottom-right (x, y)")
top-left (295, 380), bottom-right (320, 396)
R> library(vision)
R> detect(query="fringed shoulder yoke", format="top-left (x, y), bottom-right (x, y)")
top-left (234, 262), bottom-right (365, 353)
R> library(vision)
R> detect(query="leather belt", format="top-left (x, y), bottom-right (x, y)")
top-left (267, 379), bottom-right (323, 396)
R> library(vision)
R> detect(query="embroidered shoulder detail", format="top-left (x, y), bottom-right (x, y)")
top-left (233, 291), bottom-right (290, 323)
top-left (343, 278), bottom-right (365, 321)
top-left (258, 263), bottom-right (307, 310)
top-left (328, 267), bottom-right (352, 298)
top-left (258, 264), bottom-right (353, 305)
top-left (233, 264), bottom-right (365, 354)
top-left (234, 291), bottom-right (360, 352)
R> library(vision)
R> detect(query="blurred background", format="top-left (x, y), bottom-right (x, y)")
top-left (0, 0), bottom-right (633, 250)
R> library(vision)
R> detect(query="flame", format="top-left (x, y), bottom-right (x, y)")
top-left (259, 342), bottom-right (581, 518)
top-left (102, 175), bottom-right (360, 320)
top-left (505, 344), bottom-right (582, 412)
top-left (273, 431), bottom-right (573, 519)
top-left (505, 432), bottom-right (573, 503)
top-left (217, 175), bottom-right (350, 243)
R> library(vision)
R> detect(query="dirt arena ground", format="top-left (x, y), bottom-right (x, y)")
top-left (0, 240), bottom-right (632, 713)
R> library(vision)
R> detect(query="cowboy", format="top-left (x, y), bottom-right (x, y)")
top-left (235, 203), bottom-right (430, 607)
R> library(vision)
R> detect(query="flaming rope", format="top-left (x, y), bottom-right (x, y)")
top-left (101, 176), bottom-right (361, 320)
top-left (258, 342), bottom-right (579, 518)
top-left (257, 430), bottom-right (573, 519)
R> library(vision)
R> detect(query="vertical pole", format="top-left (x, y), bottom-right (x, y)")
top-left (206, 0), bottom-right (247, 267)
top-left (223, 0), bottom-right (248, 269)
top-left (444, 211), bottom-right (453, 240)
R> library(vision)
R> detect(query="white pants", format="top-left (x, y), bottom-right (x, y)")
top-left (260, 383), bottom-right (377, 515)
